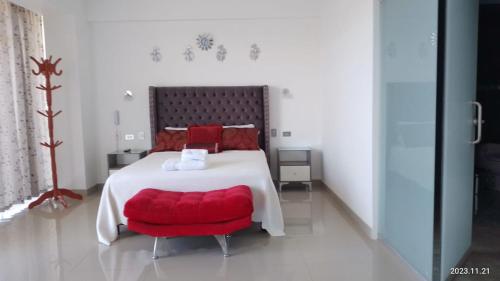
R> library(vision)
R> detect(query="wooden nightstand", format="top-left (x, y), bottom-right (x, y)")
top-left (107, 149), bottom-right (147, 175)
top-left (277, 147), bottom-right (312, 192)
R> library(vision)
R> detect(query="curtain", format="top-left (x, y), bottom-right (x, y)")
top-left (0, 0), bottom-right (51, 211)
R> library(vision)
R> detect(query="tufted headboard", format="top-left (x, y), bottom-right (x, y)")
top-left (149, 86), bottom-right (270, 160)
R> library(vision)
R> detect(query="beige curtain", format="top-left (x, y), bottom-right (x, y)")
top-left (0, 0), bottom-right (51, 210)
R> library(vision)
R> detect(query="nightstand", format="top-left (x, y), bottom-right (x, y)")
top-left (277, 147), bottom-right (312, 192)
top-left (107, 149), bottom-right (147, 175)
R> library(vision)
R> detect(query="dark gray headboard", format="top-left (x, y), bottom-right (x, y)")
top-left (149, 86), bottom-right (270, 159)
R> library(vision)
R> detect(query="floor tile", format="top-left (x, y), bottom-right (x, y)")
top-left (0, 183), bottom-right (424, 281)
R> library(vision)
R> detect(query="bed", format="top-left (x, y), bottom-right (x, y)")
top-left (96, 86), bottom-right (285, 245)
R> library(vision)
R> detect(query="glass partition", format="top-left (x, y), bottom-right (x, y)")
top-left (379, 0), bottom-right (439, 280)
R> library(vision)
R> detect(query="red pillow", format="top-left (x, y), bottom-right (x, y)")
top-left (150, 130), bottom-right (187, 153)
top-left (187, 124), bottom-right (223, 146)
top-left (222, 128), bottom-right (259, 150)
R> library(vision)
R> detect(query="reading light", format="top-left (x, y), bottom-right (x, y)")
top-left (124, 90), bottom-right (133, 100)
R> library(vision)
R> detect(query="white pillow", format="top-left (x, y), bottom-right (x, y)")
top-left (164, 127), bottom-right (187, 131)
top-left (223, 124), bottom-right (255, 128)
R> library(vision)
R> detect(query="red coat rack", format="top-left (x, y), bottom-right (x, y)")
top-left (28, 56), bottom-right (82, 209)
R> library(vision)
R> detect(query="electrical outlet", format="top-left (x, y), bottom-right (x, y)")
top-left (137, 131), bottom-right (145, 140)
top-left (282, 131), bottom-right (292, 137)
top-left (271, 129), bottom-right (277, 137)
top-left (124, 134), bottom-right (134, 141)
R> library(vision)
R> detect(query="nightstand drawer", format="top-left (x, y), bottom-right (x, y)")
top-left (280, 166), bottom-right (311, 181)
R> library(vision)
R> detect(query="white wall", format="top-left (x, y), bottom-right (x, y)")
top-left (88, 1), bottom-right (323, 183)
top-left (12, 1), bottom-right (380, 231)
top-left (87, 0), bottom-right (319, 22)
top-left (319, 0), bottom-right (376, 230)
top-left (11, 0), bottom-right (97, 190)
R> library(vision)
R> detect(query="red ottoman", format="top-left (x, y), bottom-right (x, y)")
top-left (124, 185), bottom-right (253, 259)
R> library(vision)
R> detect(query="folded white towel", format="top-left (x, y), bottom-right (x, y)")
top-left (161, 158), bottom-right (179, 171)
top-left (161, 158), bottom-right (207, 172)
top-left (175, 160), bottom-right (207, 171)
top-left (181, 149), bottom-right (208, 162)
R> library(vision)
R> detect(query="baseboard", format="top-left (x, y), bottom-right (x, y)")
top-left (321, 181), bottom-right (375, 240)
top-left (72, 183), bottom-right (103, 196)
top-left (272, 177), bottom-right (323, 182)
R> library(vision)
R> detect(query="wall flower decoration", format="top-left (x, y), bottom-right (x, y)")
top-left (250, 43), bottom-right (260, 61)
top-left (150, 47), bottom-right (162, 62)
top-left (386, 42), bottom-right (397, 58)
top-left (196, 33), bottom-right (214, 51)
top-left (216, 45), bottom-right (227, 62)
top-left (184, 46), bottom-right (195, 62)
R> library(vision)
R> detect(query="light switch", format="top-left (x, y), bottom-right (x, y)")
top-left (282, 131), bottom-right (291, 137)
top-left (271, 129), bottom-right (277, 137)
top-left (125, 134), bottom-right (134, 141)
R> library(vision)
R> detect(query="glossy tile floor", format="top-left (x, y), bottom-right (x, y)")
top-left (0, 183), bottom-right (424, 281)
top-left (456, 187), bottom-right (500, 281)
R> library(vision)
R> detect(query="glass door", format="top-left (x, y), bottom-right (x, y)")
top-left (379, 0), bottom-right (439, 280)
top-left (439, 1), bottom-right (478, 280)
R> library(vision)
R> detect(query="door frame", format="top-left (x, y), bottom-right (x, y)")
top-left (432, 0), bottom-right (446, 280)
top-left (433, 0), bottom-right (478, 280)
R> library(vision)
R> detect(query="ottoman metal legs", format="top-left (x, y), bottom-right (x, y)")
top-left (152, 237), bottom-right (160, 259)
top-left (214, 234), bottom-right (231, 257)
top-left (151, 234), bottom-right (231, 259)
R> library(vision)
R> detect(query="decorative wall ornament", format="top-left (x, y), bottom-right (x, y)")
top-left (184, 46), bottom-right (195, 62)
top-left (250, 43), bottom-right (260, 61)
top-left (386, 42), bottom-right (397, 58)
top-left (196, 33), bottom-right (214, 51)
top-left (150, 47), bottom-right (162, 62)
top-left (430, 32), bottom-right (438, 47)
top-left (216, 45), bottom-right (227, 62)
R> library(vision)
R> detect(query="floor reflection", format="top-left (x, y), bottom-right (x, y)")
top-left (1, 183), bottom-right (425, 281)
top-left (279, 183), bottom-right (313, 235)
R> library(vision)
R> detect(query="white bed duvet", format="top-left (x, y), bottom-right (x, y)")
top-left (96, 150), bottom-right (285, 245)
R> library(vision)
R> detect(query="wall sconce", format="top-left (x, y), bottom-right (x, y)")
top-left (124, 90), bottom-right (133, 101)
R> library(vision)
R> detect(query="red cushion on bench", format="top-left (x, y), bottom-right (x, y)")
top-left (124, 185), bottom-right (253, 225)
top-left (127, 216), bottom-right (252, 238)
